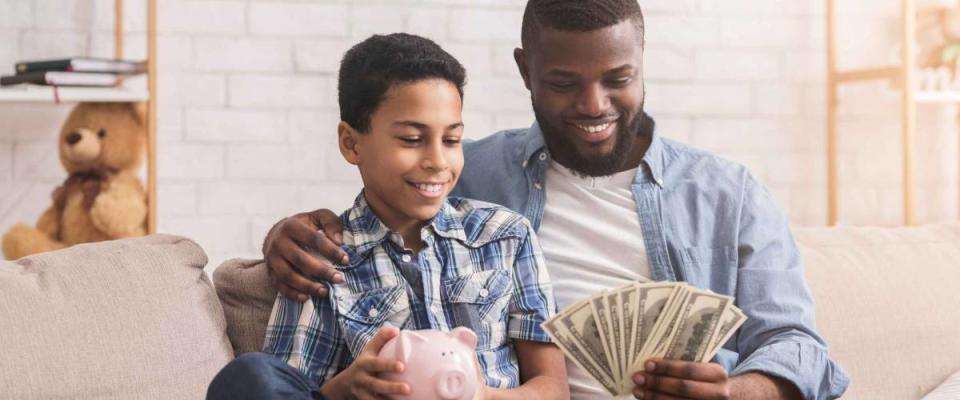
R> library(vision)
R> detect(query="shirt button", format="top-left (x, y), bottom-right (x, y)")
top-left (369, 308), bottom-right (379, 318)
top-left (539, 153), bottom-right (547, 161)
top-left (522, 160), bottom-right (528, 168)
top-left (533, 183), bottom-right (543, 190)
top-left (479, 288), bottom-right (489, 298)
top-left (401, 254), bottom-right (412, 263)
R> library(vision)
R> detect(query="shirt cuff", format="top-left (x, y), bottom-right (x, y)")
top-left (731, 341), bottom-right (850, 400)
top-left (508, 315), bottom-right (552, 343)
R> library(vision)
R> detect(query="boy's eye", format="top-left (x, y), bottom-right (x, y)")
top-left (399, 137), bottom-right (421, 144)
top-left (444, 137), bottom-right (461, 145)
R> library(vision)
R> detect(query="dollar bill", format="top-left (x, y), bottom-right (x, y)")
top-left (663, 289), bottom-right (732, 362)
top-left (603, 290), bottom-right (624, 382)
top-left (546, 281), bottom-right (748, 396)
top-left (627, 282), bottom-right (678, 373)
top-left (615, 284), bottom-right (637, 385)
top-left (638, 284), bottom-right (690, 364)
top-left (588, 294), bottom-right (619, 382)
top-left (542, 309), bottom-right (619, 396)
top-left (701, 304), bottom-right (747, 362)
top-left (562, 298), bottom-right (616, 380)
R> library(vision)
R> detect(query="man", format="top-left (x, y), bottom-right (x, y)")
top-left (261, 1), bottom-right (849, 399)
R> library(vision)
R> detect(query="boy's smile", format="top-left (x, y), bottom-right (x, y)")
top-left (339, 78), bottom-right (464, 247)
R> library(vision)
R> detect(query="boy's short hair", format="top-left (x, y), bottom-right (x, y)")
top-left (338, 33), bottom-right (467, 133)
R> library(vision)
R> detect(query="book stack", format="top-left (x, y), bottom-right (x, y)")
top-left (0, 58), bottom-right (146, 87)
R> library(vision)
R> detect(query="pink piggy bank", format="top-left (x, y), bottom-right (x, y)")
top-left (377, 327), bottom-right (481, 400)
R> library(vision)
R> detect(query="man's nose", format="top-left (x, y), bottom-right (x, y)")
top-left (575, 84), bottom-right (610, 117)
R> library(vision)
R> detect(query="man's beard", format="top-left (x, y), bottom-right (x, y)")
top-left (534, 101), bottom-right (645, 178)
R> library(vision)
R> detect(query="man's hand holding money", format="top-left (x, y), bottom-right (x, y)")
top-left (631, 358), bottom-right (730, 400)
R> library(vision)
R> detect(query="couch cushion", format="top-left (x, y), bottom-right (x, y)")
top-left (922, 368), bottom-right (960, 400)
top-left (215, 225), bottom-right (960, 399)
top-left (213, 258), bottom-right (276, 355)
top-left (795, 224), bottom-right (960, 400)
top-left (0, 234), bottom-right (234, 400)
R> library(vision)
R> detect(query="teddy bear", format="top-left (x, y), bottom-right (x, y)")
top-left (2, 102), bottom-right (149, 260)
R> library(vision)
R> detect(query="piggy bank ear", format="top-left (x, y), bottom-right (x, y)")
top-left (396, 330), bottom-right (427, 363)
top-left (449, 327), bottom-right (478, 349)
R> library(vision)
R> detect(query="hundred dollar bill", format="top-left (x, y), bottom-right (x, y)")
top-left (615, 284), bottom-right (638, 386)
top-left (639, 284), bottom-right (691, 364)
top-left (700, 304), bottom-right (747, 362)
top-left (626, 282), bottom-right (678, 377)
top-left (588, 294), bottom-right (619, 382)
top-left (542, 312), bottom-right (619, 396)
top-left (603, 290), bottom-right (624, 382)
top-left (562, 298), bottom-right (616, 381)
top-left (663, 289), bottom-right (731, 362)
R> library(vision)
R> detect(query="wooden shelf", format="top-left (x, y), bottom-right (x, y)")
top-left (0, 85), bottom-right (148, 103)
top-left (826, 0), bottom-right (919, 226)
top-left (1, 0), bottom-right (158, 234)
top-left (914, 90), bottom-right (960, 103)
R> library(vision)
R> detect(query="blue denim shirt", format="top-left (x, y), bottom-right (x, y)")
top-left (451, 118), bottom-right (850, 400)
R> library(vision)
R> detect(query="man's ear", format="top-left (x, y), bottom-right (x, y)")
top-left (514, 48), bottom-right (532, 91)
top-left (338, 121), bottom-right (361, 165)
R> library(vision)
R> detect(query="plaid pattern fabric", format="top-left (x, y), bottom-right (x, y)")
top-left (263, 193), bottom-right (556, 389)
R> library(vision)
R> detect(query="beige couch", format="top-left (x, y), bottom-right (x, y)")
top-left (2, 225), bottom-right (959, 399)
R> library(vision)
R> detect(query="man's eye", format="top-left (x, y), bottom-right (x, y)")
top-left (608, 78), bottom-right (631, 87)
top-left (549, 82), bottom-right (577, 91)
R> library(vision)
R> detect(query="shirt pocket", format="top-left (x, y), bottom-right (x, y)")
top-left (335, 285), bottom-right (411, 354)
top-left (674, 246), bottom-right (737, 288)
top-left (442, 269), bottom-right (513, 350)
top-left (676, 245), bottom-right (737, 267)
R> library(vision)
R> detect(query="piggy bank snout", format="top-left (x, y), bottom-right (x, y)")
top-left (434, 369), bottom-right (468, 400)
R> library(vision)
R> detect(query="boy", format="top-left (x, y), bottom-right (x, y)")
top-left (207, 33), bottom-right (567, 400)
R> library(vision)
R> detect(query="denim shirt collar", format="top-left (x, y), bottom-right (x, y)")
top-left (341, 192), bottom-right (466, 265)
top-left (520, 113), bottom-right (663, 187)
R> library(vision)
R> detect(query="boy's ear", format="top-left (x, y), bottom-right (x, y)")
top-left (338, 121), bottom-right (361, 165)
top-left (514, 47), bottom-right (532, 91)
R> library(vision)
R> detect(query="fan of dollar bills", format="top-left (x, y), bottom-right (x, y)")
top-left (541, 281), bottom-right (747, 396)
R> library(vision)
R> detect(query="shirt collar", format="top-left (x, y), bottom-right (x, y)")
top-left (520, 112), bottom-right (664, 187)
top-left (341, 192), bottom-right (466, 264)
top-left (521, 121), bottom-right (548, 164)
top-left (637, 113), bottom-right (664, 187)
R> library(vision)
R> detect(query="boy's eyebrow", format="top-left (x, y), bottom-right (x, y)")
top-left (392, 121), bottom-right (465, 131)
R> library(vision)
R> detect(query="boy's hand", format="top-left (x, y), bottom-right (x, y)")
top-left (263, 208), bottom-right (349, 301)
top-left (632, 358), bottom-right (730, 400)
top-left (322, 326), bottom-right (411, 400)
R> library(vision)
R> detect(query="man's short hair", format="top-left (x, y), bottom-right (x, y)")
top-left (338, 33), bottom-right (467, 133)
top-left (520, 0), bottom-right (645, 49)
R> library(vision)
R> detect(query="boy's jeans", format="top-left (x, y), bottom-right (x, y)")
top-left (206, 352), bottom-right (324, 400)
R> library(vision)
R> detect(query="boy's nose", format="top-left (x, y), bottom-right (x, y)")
top-left (421, 144), bottom-right (450, 171)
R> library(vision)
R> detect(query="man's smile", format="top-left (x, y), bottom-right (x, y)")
top-left (570, 119), bottom-right (618, 144)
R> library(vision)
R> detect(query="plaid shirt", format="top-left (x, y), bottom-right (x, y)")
top-left (263, 193), bottom-right (556, 389)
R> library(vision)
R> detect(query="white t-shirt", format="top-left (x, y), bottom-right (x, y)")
top-left (537, 162), bottom-right (651, 399)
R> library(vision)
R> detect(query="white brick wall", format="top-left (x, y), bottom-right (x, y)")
top-left (1, 0), bottom-right (958, 271)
